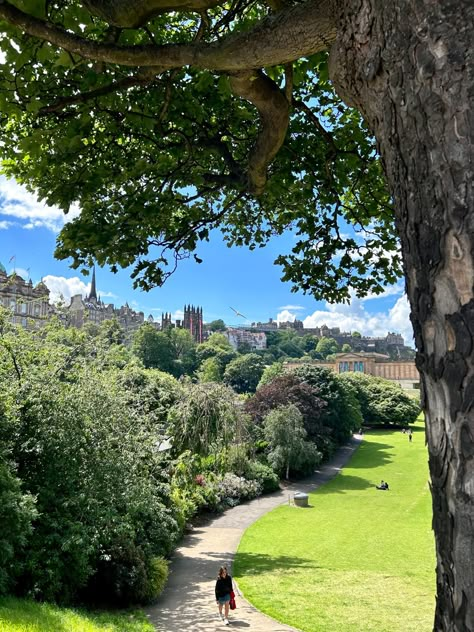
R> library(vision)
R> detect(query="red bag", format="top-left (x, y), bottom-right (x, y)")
top-left (229, 591), bottom-right (236, 610)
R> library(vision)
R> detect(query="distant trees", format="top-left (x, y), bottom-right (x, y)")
top-left (208, 319), bottom-right (226, 332)
top-left (223, 353), bottom-right (266, 393)
top-left (132, 324), bottom-right (197, 376)
top-left (315, 336), bottom-right (340, 359)
top-left (339, 373), bottom-right (420, 426)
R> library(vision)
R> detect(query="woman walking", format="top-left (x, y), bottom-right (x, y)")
top-left (215, 566), bottom-right (233, 625)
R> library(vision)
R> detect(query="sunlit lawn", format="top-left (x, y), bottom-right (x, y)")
top-left (0, 597), bottom-right (154, 632)
top-left (234, 419), bottom-right (435, 632)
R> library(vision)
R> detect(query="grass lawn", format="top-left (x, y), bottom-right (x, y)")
top-left (234, 419), bottom-right (436, 632)
top-left (0, 597), bottom-right (155, 632)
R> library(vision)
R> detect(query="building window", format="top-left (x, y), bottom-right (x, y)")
top-left (354, 361), bottom-right (364, 372)
top-left (339, 361), bottom-right (349, 372)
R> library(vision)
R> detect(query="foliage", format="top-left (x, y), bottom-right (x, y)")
top-left (315, 337), bottom-right (339, 359)
top-left (338, 373), bottom-right (421, 426)
top-left (263, 405), bottom-right (321, 479)
top-left (114, 364), bottom-right (181, 433)
top-left (245, 462), bottom-right (280, 493)
top-left (223, 354), bottom-right (266, 393)
top-left (292, 365), bottom-right (362, 450)
top-left (197, 356), bottom-right (223, 383)
top-left (208, 320), bottom-right (227, 332)
top-left (0, 316), bottom-right (180, 605)
top-left (132, 324), bottom-right (197, 377)
top-left (169, 382), bottom-right (241, 455)
top-left (216, 473), bottom-right (262, 507)
top-left (257, 362), bottom-right (285, 389)
top-left (0, 459), bottom-right (36, 596)
top-left (86, 542), bottom-right (169, 605)
top-left (245, 373), bottom-right (327, 448)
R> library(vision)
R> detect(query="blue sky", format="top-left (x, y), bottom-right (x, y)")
top-left (0, 175), bottom-right (414, 345)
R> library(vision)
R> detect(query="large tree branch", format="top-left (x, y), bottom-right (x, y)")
top-left (82, 0), bottom-right (224, 26)
top-left (0, 0), bottom-right (336, 71)
top-left (230, 70), bottom-right (290, 195)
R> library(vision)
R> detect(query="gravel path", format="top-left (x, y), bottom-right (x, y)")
top-left (146, 436), bottom-right (362, 632)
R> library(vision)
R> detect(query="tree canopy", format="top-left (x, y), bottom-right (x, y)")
top-left (0, 0), bottom-right (398, 302)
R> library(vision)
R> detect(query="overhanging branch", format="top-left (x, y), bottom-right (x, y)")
top-left (230, 70), bottom-right (290, 195)
top-left (0, 0), bottom-right (337, 71)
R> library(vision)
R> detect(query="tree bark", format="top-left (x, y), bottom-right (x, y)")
top-left (330, 1), bottom-right (474, 629)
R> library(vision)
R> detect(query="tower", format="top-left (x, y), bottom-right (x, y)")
top-left (87, 267), bottom-right (97, 302)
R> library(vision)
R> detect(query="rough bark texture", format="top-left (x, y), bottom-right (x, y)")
top-left (330, 1), bottom-right (474, 630)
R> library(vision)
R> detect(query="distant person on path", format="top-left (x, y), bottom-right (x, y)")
top-left (215, 566), bottom-right (233, 625)
top-left (408, 430), bottom-right (413, 442)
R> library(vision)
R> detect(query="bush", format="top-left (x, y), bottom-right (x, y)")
top-left (0, 459), bottom-right (36, 595)
top-left (146, 557), bottom-right (169, 601)
top-left (216, 473), bottom-right (262, 507)
top-left (84, 540), bottom-right (169, 605)
top-left (246, 461), bottom-right (280, 493)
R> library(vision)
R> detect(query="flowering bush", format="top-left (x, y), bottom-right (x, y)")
top-left (216, 473), bottom-right (262, 507)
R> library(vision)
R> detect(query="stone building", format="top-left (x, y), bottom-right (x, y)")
top-left (285, 352), bottom-right (420, 390)
top-left (0, 263), bottom-right (52, 329)
top-left (67, 268), bottom-right (149, 337)
top-left (225, 328), bottom-right (267, 351)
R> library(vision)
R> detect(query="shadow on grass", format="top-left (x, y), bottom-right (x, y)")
top-left (314, 473), bottom-right (374, 494)
top-left (346, 440), bottom-right (394, 469)
top-left (233, 551), bottom-right (318, 577)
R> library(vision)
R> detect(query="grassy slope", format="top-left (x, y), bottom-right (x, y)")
top-left (0, 597), bottom-right (154, 632)
top-left (234, 421), bottom-right (435, 632)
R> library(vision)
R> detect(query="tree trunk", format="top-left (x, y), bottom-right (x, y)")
top-left (329, 1), bottom-right (474, 630)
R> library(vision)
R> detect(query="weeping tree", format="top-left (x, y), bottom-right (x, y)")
top-left (0, 1), bottom-right (473, 628)
top-left (168, 382), bottom-right (244, 455)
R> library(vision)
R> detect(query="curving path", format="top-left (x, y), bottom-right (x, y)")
top-left (146, 435), bottom-right (362, 632)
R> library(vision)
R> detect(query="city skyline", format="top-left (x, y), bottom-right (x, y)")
top-left (0, 175), bottom-right (414, 345)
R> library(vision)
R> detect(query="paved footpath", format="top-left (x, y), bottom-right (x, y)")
top-left (146, 435), bottom-right (362, 632)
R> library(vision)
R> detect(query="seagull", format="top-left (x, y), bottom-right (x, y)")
top-left (230, 306), bottom-right (248, 320)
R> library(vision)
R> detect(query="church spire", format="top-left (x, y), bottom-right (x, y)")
top-left (89, 267), bottom-right (97, 301)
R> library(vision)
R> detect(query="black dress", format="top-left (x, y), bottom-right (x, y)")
top-left (215, 574), bottom-right (232, 600)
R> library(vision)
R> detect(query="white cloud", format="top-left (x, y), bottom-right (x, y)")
top-left (277, 310), bottom-right (297, 323)
top-left (278, 304), bottom-right (305, 311)
top-left (172, 309), bottom-right (184, 321)
top-left (43, 275), bottom-right (91, 304)
top-left (0, 219), bottom-right (16, 230)
top-left (303, 294), bottom-right (414, 347)
top-left (0, 176), bottom-right (80, 233)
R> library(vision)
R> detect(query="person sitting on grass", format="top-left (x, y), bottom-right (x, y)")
top-left (376, 480), bottom-right (389, 490)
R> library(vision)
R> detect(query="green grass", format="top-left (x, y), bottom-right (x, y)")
top-left (234, 420), bottom-right (435, 632)
top-left (0, 597), bottom-right (155, 632)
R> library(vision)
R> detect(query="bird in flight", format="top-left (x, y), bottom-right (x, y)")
top-left (230, 306), bottom-right (248, 320)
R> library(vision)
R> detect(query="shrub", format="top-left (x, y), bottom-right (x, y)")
top-left (216, 473), bottom-right (262, 507)
top-left (246, 461), bottom-right (280, 493)
top-left (143, 557), bottom-right (169, 602)
top-left (0, 458), bottom-right (36, 595)
top-left (84, 539), bottom-right (169, 605)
